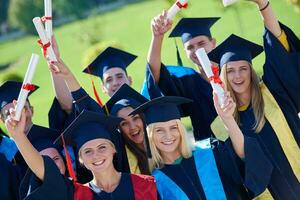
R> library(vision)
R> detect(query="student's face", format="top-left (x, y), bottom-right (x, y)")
top-left (102, 67), bottom-right (132, 97)
top-left (184, 35), bottom-right (216, 66)
top-left (117, 107), bottom-right (145, 145)
top-left (226, 60), bottom-right (252, 95)
top-left (152, 120), bottom-right (180, 154)
top-left (40, 148), bottom-right (66, 175)
top-left (1, 101), bottom-right (33, 130)
top-left (80, 139), bottom-right (116, 173)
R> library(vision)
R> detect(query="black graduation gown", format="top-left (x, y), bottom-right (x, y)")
top-left (238, 106), bottom-right (300, 199)
top-left (262, 23), bottom-right (300, 146)
top-left (146, 64), bottom-right (217, 140)
top-left (19, 156), bottom-right (136, 200)
top-left (157, 137), bottom-right (272, 200)
top-left (48, 98), bottom-right (77, 132)
top-left (0, 153), bottom-right (19, 200)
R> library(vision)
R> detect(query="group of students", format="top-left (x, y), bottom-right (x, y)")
top-left (0, 0), bottom-right (300, 199)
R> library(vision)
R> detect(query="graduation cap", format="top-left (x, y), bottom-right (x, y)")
top-left (82, 47), bottom-right (137, 80)
top-left (104, 84), bottom-right (148, 116)
top-left (55, 110), bottom-right (122, 151)
top-left (169, 17), bottom-right (220, 43)
top-left (208, 34), bottom-right (264, 67)
top-left (129, 96), bottom-right (193, 126)
top-left (0, 81), bottom-right (39, 110)
top-left (27, 126), bottom-right (61, 152)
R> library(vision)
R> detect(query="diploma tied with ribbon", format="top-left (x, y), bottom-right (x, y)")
top-left (13, 54), bottom-right (39, 121)
top-left (196, 48), bottom-right (225, 107)
top-left (167, 0), bottom-right (188, 20)
top-left (32, 17), bottom-right (57, 62)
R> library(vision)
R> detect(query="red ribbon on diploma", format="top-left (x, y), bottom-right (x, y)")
top-left (176, 1), bottom-right (188, 8)
top-left (37, 39), bottom-right (51, 57)
top-left (208, 66), bottom-right (223, 85)
top-left (41, 16), bottom-right (52, 22)
top-left (22, 83), bottom-right (36, 91)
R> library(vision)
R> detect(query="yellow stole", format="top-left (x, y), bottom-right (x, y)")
top-left (125, 146), bottom-right (141, 174)
top-left (211, 84), bottom-right (300, 199)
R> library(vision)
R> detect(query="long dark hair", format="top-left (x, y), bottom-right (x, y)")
top-left (120, 113), bottom-right (150, 175)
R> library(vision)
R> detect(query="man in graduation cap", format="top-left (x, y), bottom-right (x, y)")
top-left (48, 40), bottom-right (137, 126)
top-left (0, 81), bottom-right (39, 199)
top-left (146, 11), bottom-right (220, 140)
top-left (0, 81), bottom-right (38, 162)
top-left (83, 46), bottom-right (137, 97)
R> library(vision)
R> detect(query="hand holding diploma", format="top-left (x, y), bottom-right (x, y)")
top-left (13, 54), bottom-right (39, 121)
top-left (195, 48), bottom-right (225, 107)
top-left (151, 10), bottom-right (173, 38)
top-left (167, 0), bottom-right (188, 20)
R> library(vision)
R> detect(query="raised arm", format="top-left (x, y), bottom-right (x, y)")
top-left (213, 92), bottom-right (245, 158)
top-left (147, 10), bottom-right (172, 83)
top-left (5, 106), bottom-right (45, 181)
top-left (47, 36), bottom-right (73, 113)
top-left (253, 0), bottom-right (281, 37)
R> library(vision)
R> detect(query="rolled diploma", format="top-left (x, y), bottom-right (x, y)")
top-left (13, 54), bottom-right (39, 121)
top-left (223, 0), bottom-right (239, 7)
top-left (167, 0), bottom-right (188, 20)
top-left (195, 48), bottom-right (225, 106)
top-left (44, 0), bottom-right (52, 39)
top-left (32, 17), bottom-right (57, 62)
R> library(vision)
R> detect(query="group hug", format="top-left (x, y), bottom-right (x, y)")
top-left (0, 0), bottom-right (299, 199)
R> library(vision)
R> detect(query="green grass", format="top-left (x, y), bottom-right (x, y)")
top-left (0, 0), bottom-right (299, 128)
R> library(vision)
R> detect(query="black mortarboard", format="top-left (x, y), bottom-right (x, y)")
top-left (129, 96), bottom-right (193, 126)
top-left (0, 81), bottom-right (38, 110)
top-left (27, 126), bottom-right (61, 152)
top-left (208, 34), bottom-right (264, 67)
top-left (104, 84), bottom-right (148, 116)
top-left (82, 47), bottom-right (137, 80)
top-left (169, 17), bottom-right (220, 43)
top-left (55, 110), bottom-right (122, 151)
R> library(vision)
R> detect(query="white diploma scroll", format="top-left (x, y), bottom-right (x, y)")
top-left (195, 48), bottom-right (225, 107)
top-left (13, 54), bottom-right (39, 121)
top-left (167, 0), bottom-right (188, 20)
top-left (222, 0), bottom-right (239, 7)
top-left (44, 0), bottom-right (52, 39)
top-left (32, 17), bottom-right (57, 62)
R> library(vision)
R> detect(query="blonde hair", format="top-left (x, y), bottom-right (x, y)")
top-left (221, 63), bottom-right (265, 133)
top-left (147, 119), bottom-right (192, 170)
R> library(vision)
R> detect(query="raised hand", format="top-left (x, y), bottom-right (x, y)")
top-left (49, 58), bottom-right (73, 79)
top-left (5, 100), bottom-right (27, 139)
top-left (213, 91), bottom-right (236, 122)
top-left (151, 10), bottom-right (173, 38)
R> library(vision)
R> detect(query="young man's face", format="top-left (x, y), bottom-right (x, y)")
top-left (0, 101), bottom-right (33, 133)
top-left (102, 67), bottom-right (132, 97)
top-left (184, 35), bottom-right (216, 66)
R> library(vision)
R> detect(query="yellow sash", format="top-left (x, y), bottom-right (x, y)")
top-left (125, 146), bottom-right (141, 174)
top-left (211, 84), bottom-right (300, 198)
